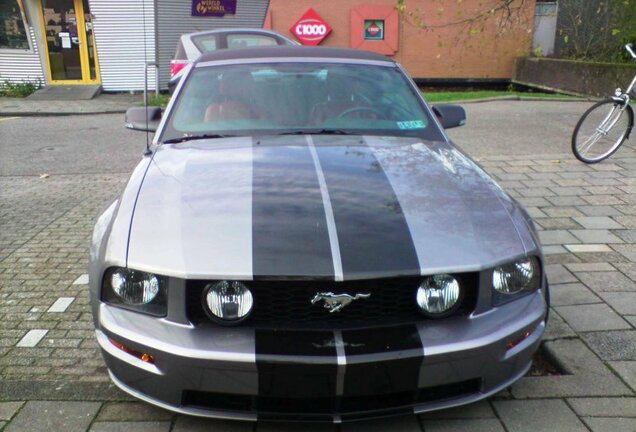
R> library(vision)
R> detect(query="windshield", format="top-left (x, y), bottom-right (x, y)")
top-left (161, 62), bottom-right (444, 142)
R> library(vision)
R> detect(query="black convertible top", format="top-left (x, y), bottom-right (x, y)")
top-left (196, 46), bottom-right (394, 64)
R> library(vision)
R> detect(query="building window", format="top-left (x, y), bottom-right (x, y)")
top-left (0, 0), bottom-right (30, 50)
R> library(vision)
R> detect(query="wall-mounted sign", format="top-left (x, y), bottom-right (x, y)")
top-left (364, 20), bottom-right (384, 40)
top-left (192, 0), bottom-right (237, 17)
top-left (290, 8), bottom-right (331, 46)
top-left (351, 5), bottom-right (399, 55)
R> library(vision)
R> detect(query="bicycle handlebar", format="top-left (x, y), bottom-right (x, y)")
top-left (626, 43), bottom-right (636, 59)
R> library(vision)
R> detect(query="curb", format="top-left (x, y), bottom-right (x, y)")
top-left (429, 95), bottom-right (519, 104)
top-left (0, 110), bottom-right (127, 117)
top-left (518, 96), bottom-right (598, 102)
top-left (429, 95), bottom-right (593, 104)
top-left (511, 79), bottom-right (591, 98)
top-left (0, 380), bottom-right (130, 401)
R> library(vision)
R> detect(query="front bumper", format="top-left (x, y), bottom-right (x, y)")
top-left (96, 290), bottom-right (546, 422)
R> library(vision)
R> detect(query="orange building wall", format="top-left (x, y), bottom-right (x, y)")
top-left (267, 0), bottom-right (535, 79)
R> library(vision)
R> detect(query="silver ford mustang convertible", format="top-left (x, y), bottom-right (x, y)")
top-left (89, 46), bottom-right (548, 422)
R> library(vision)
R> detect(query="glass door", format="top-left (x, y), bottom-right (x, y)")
top-left (82, 0), bottom-right (98, 81)
top-left (39, 0), bottom-right (99, 83)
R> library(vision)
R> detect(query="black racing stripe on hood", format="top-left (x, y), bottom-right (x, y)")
top-left (312, 136), bottom-right (420, 279)
top-left (251, 136), bottom-right (334, 279)
top-left (340, 325), bottom-right (423, 410)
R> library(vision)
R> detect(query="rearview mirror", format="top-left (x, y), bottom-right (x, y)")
top-left (125, 106), bottom-right (162, 132)
top-left (431, 104), bottom-right (466, 129)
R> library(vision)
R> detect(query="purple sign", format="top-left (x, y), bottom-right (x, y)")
top-left (192, 0), bottom-right (237, 16)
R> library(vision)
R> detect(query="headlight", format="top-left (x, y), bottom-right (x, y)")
top-left (110, 268), bottom-right (160, 304)
top-left (203, 281), bottom-right (253, 324)
top-left (492, 257), bottom-right (541, 305)
top-left (416, 274), bottom-right (462, 318)
top-left (102, 268), bottom-right (167, 316)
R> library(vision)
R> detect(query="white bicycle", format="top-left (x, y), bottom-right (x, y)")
top-left (572, 43), bottom-right (636, 163)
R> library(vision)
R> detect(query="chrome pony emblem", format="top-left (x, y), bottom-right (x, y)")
top-left (310, 292), bottom-right (371, 313)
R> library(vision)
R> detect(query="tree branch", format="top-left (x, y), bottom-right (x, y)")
top-left (396, 0), bottom-right (527, 33)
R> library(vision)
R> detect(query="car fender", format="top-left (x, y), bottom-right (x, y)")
top-left (88, 156), bottom-right (154, 324)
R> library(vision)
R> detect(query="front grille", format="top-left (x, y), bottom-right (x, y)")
top-left (186, 274), bottom-right (478, 330)
top-left (181, 378), bottom-right (481, 420)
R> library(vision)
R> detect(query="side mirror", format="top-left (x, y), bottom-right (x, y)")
top-left (125, 106), bottom-right (162, 132)
top-left (432, 104), bottom-right (466, 129)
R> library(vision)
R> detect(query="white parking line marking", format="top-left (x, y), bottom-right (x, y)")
top-left (16, 329), bottom-right (48, 347)
top-left (0, 117), bottom-right (19, 122)
top-left (47, 297), bottom-right (75, 313)
top-left (72, 274), bottom-right (89, 285)
top-left (565, 244), bottom-right (612, 253)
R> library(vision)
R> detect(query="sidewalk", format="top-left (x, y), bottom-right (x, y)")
top-left (0, 100), bottom-right (635, 431)
top-left (0, 93), bottom-right (142, 116)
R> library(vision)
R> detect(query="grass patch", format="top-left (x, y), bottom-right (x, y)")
top-left (0, 79), bottom-right (41, 97)
top-left (422, 90), bottom-right (578, 103)
top-left (146, 93), bottom-right (171, 107)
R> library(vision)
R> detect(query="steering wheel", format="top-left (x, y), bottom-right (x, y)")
top-left (337, 106), bottom-right (387, 119)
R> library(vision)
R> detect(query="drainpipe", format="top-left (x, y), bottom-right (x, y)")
top-left (153, 0), bottom-right (160, 96)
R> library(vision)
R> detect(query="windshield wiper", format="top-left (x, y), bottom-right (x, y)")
top-left (162, 133), bottom-right (235, 144)
top-left (278, 129), bottom-right (355, 136)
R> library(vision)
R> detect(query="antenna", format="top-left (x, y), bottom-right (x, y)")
top-left (142, 0), bottom-right (151, 156)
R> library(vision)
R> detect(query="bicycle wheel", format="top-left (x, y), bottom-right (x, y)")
top-left (572, 99), bottom-right (634, 163)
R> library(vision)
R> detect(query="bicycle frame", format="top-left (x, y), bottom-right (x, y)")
top-left (625, 77), bottom-right (636, 97)
top-left (598, 106), bottom-right (623, 134)
top-left (620, 44), bottom-right (636, 98)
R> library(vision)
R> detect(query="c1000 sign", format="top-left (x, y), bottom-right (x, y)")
top-left (290, 8), bottom-right (332, 46)
top-left (296, 24), bottom-right (328, 37)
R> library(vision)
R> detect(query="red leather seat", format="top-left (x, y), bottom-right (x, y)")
top-left (204, 72), bottom-right (256, 121)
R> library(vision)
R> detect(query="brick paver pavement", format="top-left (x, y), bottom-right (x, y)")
top-left (1, 102), bottom-right (635, 431)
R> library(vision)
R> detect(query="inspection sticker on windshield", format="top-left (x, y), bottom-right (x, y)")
top-left (397, 120), bottom-right (425, 129)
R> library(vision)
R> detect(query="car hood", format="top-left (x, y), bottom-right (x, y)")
top-left (125, 135), bottom-right (534, 280)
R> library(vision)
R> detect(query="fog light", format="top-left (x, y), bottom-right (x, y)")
top-left (204, 281), bottom-right (253, 323)
top-left (416, 274), bottom-right (461, 318)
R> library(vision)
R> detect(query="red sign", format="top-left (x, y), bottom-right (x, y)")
top-left (290, 8), bottom-right (332, 46)
top-left (367, 23), bottom-right (381, 36)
